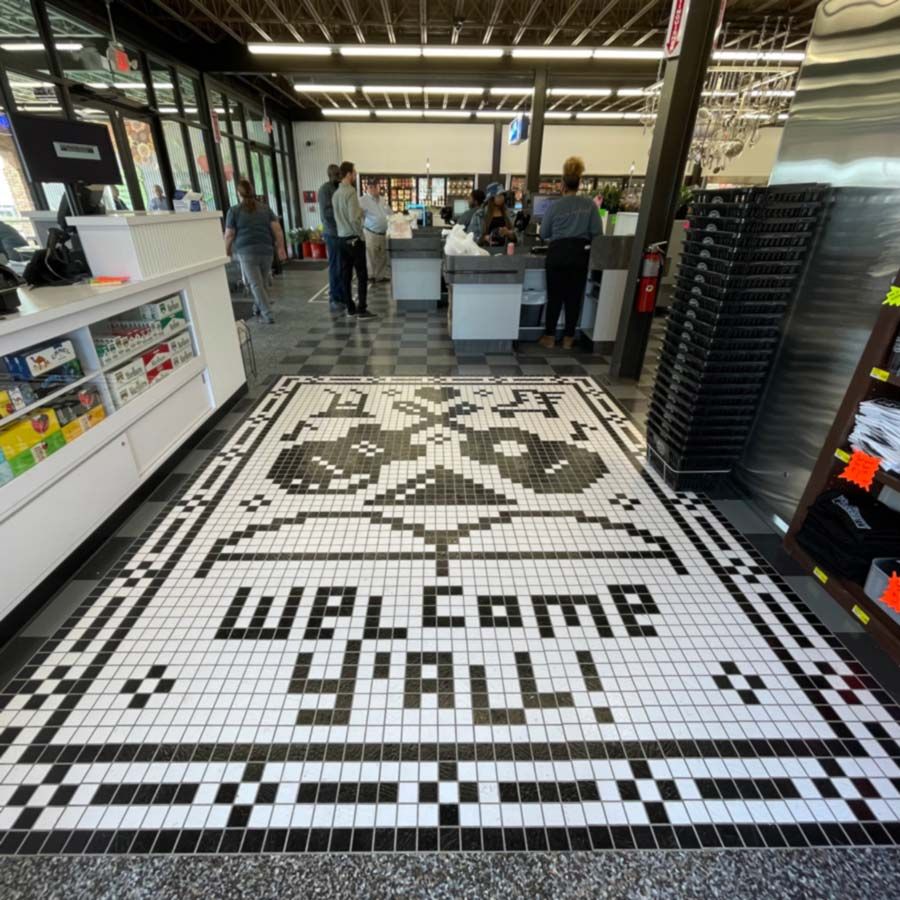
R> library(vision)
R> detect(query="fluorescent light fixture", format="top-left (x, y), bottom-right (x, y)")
top-left (375, 109), bottom-right (423, 118)
top-left (740, 112), bottom-right (773, 119)
top-left (340, 45), bottom-right (421, 57)
top-left (424, 86), bottom-right (483, 94)
top-left (777, 112), bottom-right (790, 120)
top-left (1, 42), bottom-right (82, 51)
top-left (748, 89), bottom-right (795, 97)
top-left (423, 110), bottom-right (473, 118)
top-left (294, 83), bottom-right (357, 93)
top-left (702, 90), bottom-right (738, 97)
top-left (616, 87), bottom-right (653, 97)
top-left (363, 85), bottom-right (423, 93)
top-left (512, 47), bottom-right (593, 59)
top-left (7, 80), bottom-right (53, 88)
top-left (576, 112), bottom-right (623, 120)
top-left (713, 50), bottom-right (805, 63)
top-left (87, 81), bottom-right (147, 89)
top-left (18, 105), bottom-right (62, 111)
top-left (489, 87), bottom-right (532, 96)
top-left (322, 108), bottom-right (370, 117)
top-left (549, 87), bottom-right (612, 96)
top-left (159, 106), bottom-right (198, 114)
top-left (546, 111), bottom-right (573, 119)
top-left (475, 110), bottom-right (517, 119)
top-left (423, 46), bottom-right (502, 58)
top-left (594, 48), bottom-right (662, 60)
top-left (622, 112), bottom-right (645, 119)
top-left (248, 43), bottom-right (331, 55)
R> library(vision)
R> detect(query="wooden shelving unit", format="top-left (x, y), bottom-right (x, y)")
top-left (783, 288), bottom-right (900, 662)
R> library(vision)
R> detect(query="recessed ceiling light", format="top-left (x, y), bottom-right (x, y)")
top-left (512, 47), bottom-right (593, 59)
top-left (548, 88), bottom-right (612, 96)
top-left (322, 108), bottom-right (370, 117)
top-left (362, 85), bottom-right (424, 93)
top-left (340, 45), bottom-right (422, 57)
top-left (294, 84), bottom-right (357, 93)
top-left (248, 43), bottom-right (331, 55)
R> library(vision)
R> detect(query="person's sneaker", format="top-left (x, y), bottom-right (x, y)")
top-left (356, 309), bottom-right (376, 320)
top-left (346, 309), bottom-right (358, 318)
top-left (561, 336), bottom-right (576, 350)
top-left (259, 315), bottom-right (275, 325)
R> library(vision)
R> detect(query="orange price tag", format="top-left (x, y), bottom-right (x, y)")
top-left (838, 449), bottom-right (881, 491)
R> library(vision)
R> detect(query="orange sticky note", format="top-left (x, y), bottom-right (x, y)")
top-left (879, 572), bottom-right (900, 614)
top-left (838, 449), bottom-right (881, 491)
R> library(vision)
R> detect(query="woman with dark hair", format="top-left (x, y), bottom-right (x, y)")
top-left (224, 178), bottom-right (287, 325)
top-left (538, 156), bottom-right (602, 349)
top-left (469, 190), bottom-right (516, 247)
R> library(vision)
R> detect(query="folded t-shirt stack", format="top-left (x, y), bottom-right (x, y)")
top-left (849, 398), bottom-right (900, 473)
top-left (796, 488), bottom-right (900, 583)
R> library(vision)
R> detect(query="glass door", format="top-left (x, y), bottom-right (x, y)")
top-left (122, 116), bottom-right (167, 210)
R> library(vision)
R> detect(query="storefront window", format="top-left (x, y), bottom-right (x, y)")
top-left (178, 72), bottom-right (202, 125)
top-left (188, 126), bottom-right (216, 210)
top-left (246, 111), bottom-right (268, 145)
top-left (149, 58), bottom-right (176, 112)
top-left (162, 120), bottom-right (192, 192)
top-left (74, 109), bottom-right (133, 211)
top-left (262, 154), bottom-right (275, 210)
top-left (7, 71), bottom-right (62, 115)
top-left (220, 138), bottom-right (238, 206)
top-left (274, 153), bottom-right (286, 219)
top-left (0, 115), bottom-right (37, 244)
top-left (0, 4), bottom-right (47, 70)
top-left (123, 117), bottom-right (166, 209)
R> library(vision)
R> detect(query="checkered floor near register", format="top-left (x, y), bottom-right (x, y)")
top-left (1, 376), bottom-right (898, 856)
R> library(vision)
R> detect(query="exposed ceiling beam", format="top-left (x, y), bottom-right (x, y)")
top-left (419, 0), bottom-right (428, 44)
top-left (543, 0), bottom-right (583, 45)
top-left (603, 0), bottom-right (661, 46)
top-left (572, 0), bottom-right (624, 46)
top-left (301, 2), bottom-right (332, 42)
top-left (144, 0), bottom-right (216, 42)
top-left (634, 27), bottom-right (658, 46)
top-left (482, 0), bottom-right (505, 44)
top-left (513, 0), bottom-right (542, 45)
top-left (380, 0), bottom-right (396, 43)
top-left (217, 0), bottom-right (269, 42)
top-left (451, 0), bottom-right (464, 44)
top-left (260, 0), bottom-right (303, 43)
top-left (341, 0), bottom-right (366, 43)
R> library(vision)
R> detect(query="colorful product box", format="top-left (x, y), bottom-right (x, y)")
top-left (140, 342), bottom-right (171, 370)
top-left (137, 295), bottom-right (183, 321)
top-left (59, 403), bottom-right (106, 443)
top-left (168, 332), bottom-right (193, 357)
top-left (7, 430), bottom-right (66, 477)
top-left (159, 309), bottom-right (187, 337)
top-left (3, 340), bottom-right (77, 378)
top-left (0, 384), bottom-right (38, 419)
top-left (0, 408), bottom-right (62, 461)
top-left (0, 457), bottom-right (13, 487)
top-left (108, 372), bottom-right (149, 409)
top-left (145, 358), bottom-right (174, 385)
top-left (108, 359), bottom-right (146, 386)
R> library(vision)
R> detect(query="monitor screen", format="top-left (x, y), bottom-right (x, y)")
top-left (11, 114), bottom-right (121, 185)
top-left (452, 198), bottom-right (469, 216)
top-left (532, 194), bottom-right (560, 218)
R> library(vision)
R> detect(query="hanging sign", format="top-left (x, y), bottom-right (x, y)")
top-left (665, 0), bottom-right (690, 58)
top-left (211, 110), bottom-right (221, 145)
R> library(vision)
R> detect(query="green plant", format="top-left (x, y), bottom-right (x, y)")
top-left (601, 182), bottom-right (621, 213)
top-left (287, 228), bottom-right (304, 245)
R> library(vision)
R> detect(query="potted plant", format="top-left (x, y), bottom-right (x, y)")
top-left (308, 227), bottom-right (327, 260)
top-left (287, 227), bottom-right (303, 257)
top-left (601, 182), bottom-right (621, 214)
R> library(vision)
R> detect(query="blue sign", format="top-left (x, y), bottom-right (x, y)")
top-left (508, 114), bottom-right (529, 146)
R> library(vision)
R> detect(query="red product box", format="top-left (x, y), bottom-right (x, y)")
top-left (141, 342), bottom-right (171, 369)
top-left (145, 359), bottom-right (174, 385)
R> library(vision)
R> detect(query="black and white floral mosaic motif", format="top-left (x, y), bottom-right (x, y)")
top-left (1, 377), bottom-right (899, 855)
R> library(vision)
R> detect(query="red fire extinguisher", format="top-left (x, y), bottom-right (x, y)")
top-left (636, 242), bottom-right (665, 313)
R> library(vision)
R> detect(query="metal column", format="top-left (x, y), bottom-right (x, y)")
top-left (610, 0), bottom-right (721, 379)
top-left (525, 68), bottom-right (547, 195)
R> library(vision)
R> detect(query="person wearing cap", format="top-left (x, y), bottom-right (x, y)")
top-left (360, 178), bottom-right (393, 283)
top-left (538, 156), bottom-right (602, 350)
top-left (467, 183), bottom-right (515, 247)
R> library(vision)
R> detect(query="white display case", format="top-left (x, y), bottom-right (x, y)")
top-left (0, 214), bottom-right (244, 620)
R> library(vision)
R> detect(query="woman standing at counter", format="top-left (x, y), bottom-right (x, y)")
top-left (538, 157), bottom-right (601, 350)
top-left (468, 188), bottom-right (516, 248)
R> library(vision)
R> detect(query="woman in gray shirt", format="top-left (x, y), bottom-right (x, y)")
top-left (538, 157), bottom-right (602, 350)
top-left (225, 179), bottom-right (287, 324)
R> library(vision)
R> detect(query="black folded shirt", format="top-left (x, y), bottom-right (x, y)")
top-left (796, 488), bottom-right (900, 583)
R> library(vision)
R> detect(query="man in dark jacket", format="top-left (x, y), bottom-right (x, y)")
top-left (318, 164), bottom-right (345, 311)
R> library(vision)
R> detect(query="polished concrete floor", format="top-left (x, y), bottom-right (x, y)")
top-left (0, 263), bottom-right (897, 898)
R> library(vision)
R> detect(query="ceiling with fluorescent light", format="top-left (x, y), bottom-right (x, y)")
top-left (14, 0), bottom-right (811, 120)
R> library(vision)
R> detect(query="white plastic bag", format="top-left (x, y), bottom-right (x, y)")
top-left (387, 213), bottom-right (413, 240)
top-left (444, 224), bottom-right (488, 256)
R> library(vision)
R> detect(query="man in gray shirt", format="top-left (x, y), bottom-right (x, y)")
top-left (318, 164), bottom-right (344, 309)
top-left (333, 161), bottom-right (374, 318)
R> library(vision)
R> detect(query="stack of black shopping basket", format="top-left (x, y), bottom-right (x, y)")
top-left (647, 184), bottom-right (829, 490)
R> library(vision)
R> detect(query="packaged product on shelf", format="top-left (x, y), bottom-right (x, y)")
top-left (0, 457), bottom-right (12, 487)
top-left (168, 332), bottom-right (193, 358)
top-left (27, 359), bottom-right (84, 398)
top-left (0, 383), bottom-right (38, 419)
top-left (2, 339), bottom-right (77, 379)
top-left (159, 307), bottom-right (187, 336)
top-left (137, 295), bottom-right (183, 321)
top-left (145, 358), bottom-right (174, 385)
top-left (49, 388), bottom-right (105, 443)
top-left (0, 408), bottom-right (61, 460)
top-left (890, 331), bottom-right (900, 374)
top-left (106, 358), bottom-right (149, 409)
top-left (140, 341), bottom-right (172, 370)
top-left (5, 431), bottom-right (66, 477)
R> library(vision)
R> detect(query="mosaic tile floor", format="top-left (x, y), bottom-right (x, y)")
top-left (1, 376), bottom-right (898, 857)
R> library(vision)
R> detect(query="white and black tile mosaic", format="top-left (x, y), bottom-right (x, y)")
top-left (0, 376), bottom-right (898, 855)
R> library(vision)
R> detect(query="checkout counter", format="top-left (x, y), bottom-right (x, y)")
top-left (444, 231), bottom-right (635, 354)
top-left (387, 228), bottom-right (444, 310)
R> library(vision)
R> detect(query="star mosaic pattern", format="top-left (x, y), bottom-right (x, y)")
top-left (0, 376), bottom-right (898, 856)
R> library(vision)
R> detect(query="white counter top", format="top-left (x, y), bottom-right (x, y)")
top-left (0, 256), bottom-right (228, 339)
top-left (65, 211), bottom-right (223, 228)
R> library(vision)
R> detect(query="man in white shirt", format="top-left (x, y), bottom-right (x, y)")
top-left (359, 179), bottom-right (393, 283)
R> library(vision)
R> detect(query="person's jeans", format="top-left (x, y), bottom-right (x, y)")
top-left (340, 236), bottom-right (368, 314)
top-left (238, 252), bottom-right (274, 322)
top-left (324, 233), bottom-right (344, 304)
top-left (544, 238), bottom-right (590, 337)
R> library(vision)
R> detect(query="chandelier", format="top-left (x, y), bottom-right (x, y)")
top-left (639, 17), bottom-right (801, 174)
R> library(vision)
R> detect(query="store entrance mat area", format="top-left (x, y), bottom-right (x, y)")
top-left (0, 376), bottom-right (897, 857)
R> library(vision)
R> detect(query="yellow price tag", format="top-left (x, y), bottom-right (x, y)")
top-left (851, 604), bottom-right (870, 625)
top-left (870, 367), bottom-right (890, 382)
top-left (834, 448), bottom-right (850, 463)
top-left (884, 286), bottom-right (900, 306)
top-left (813, 567), bottom-right (828, 584)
